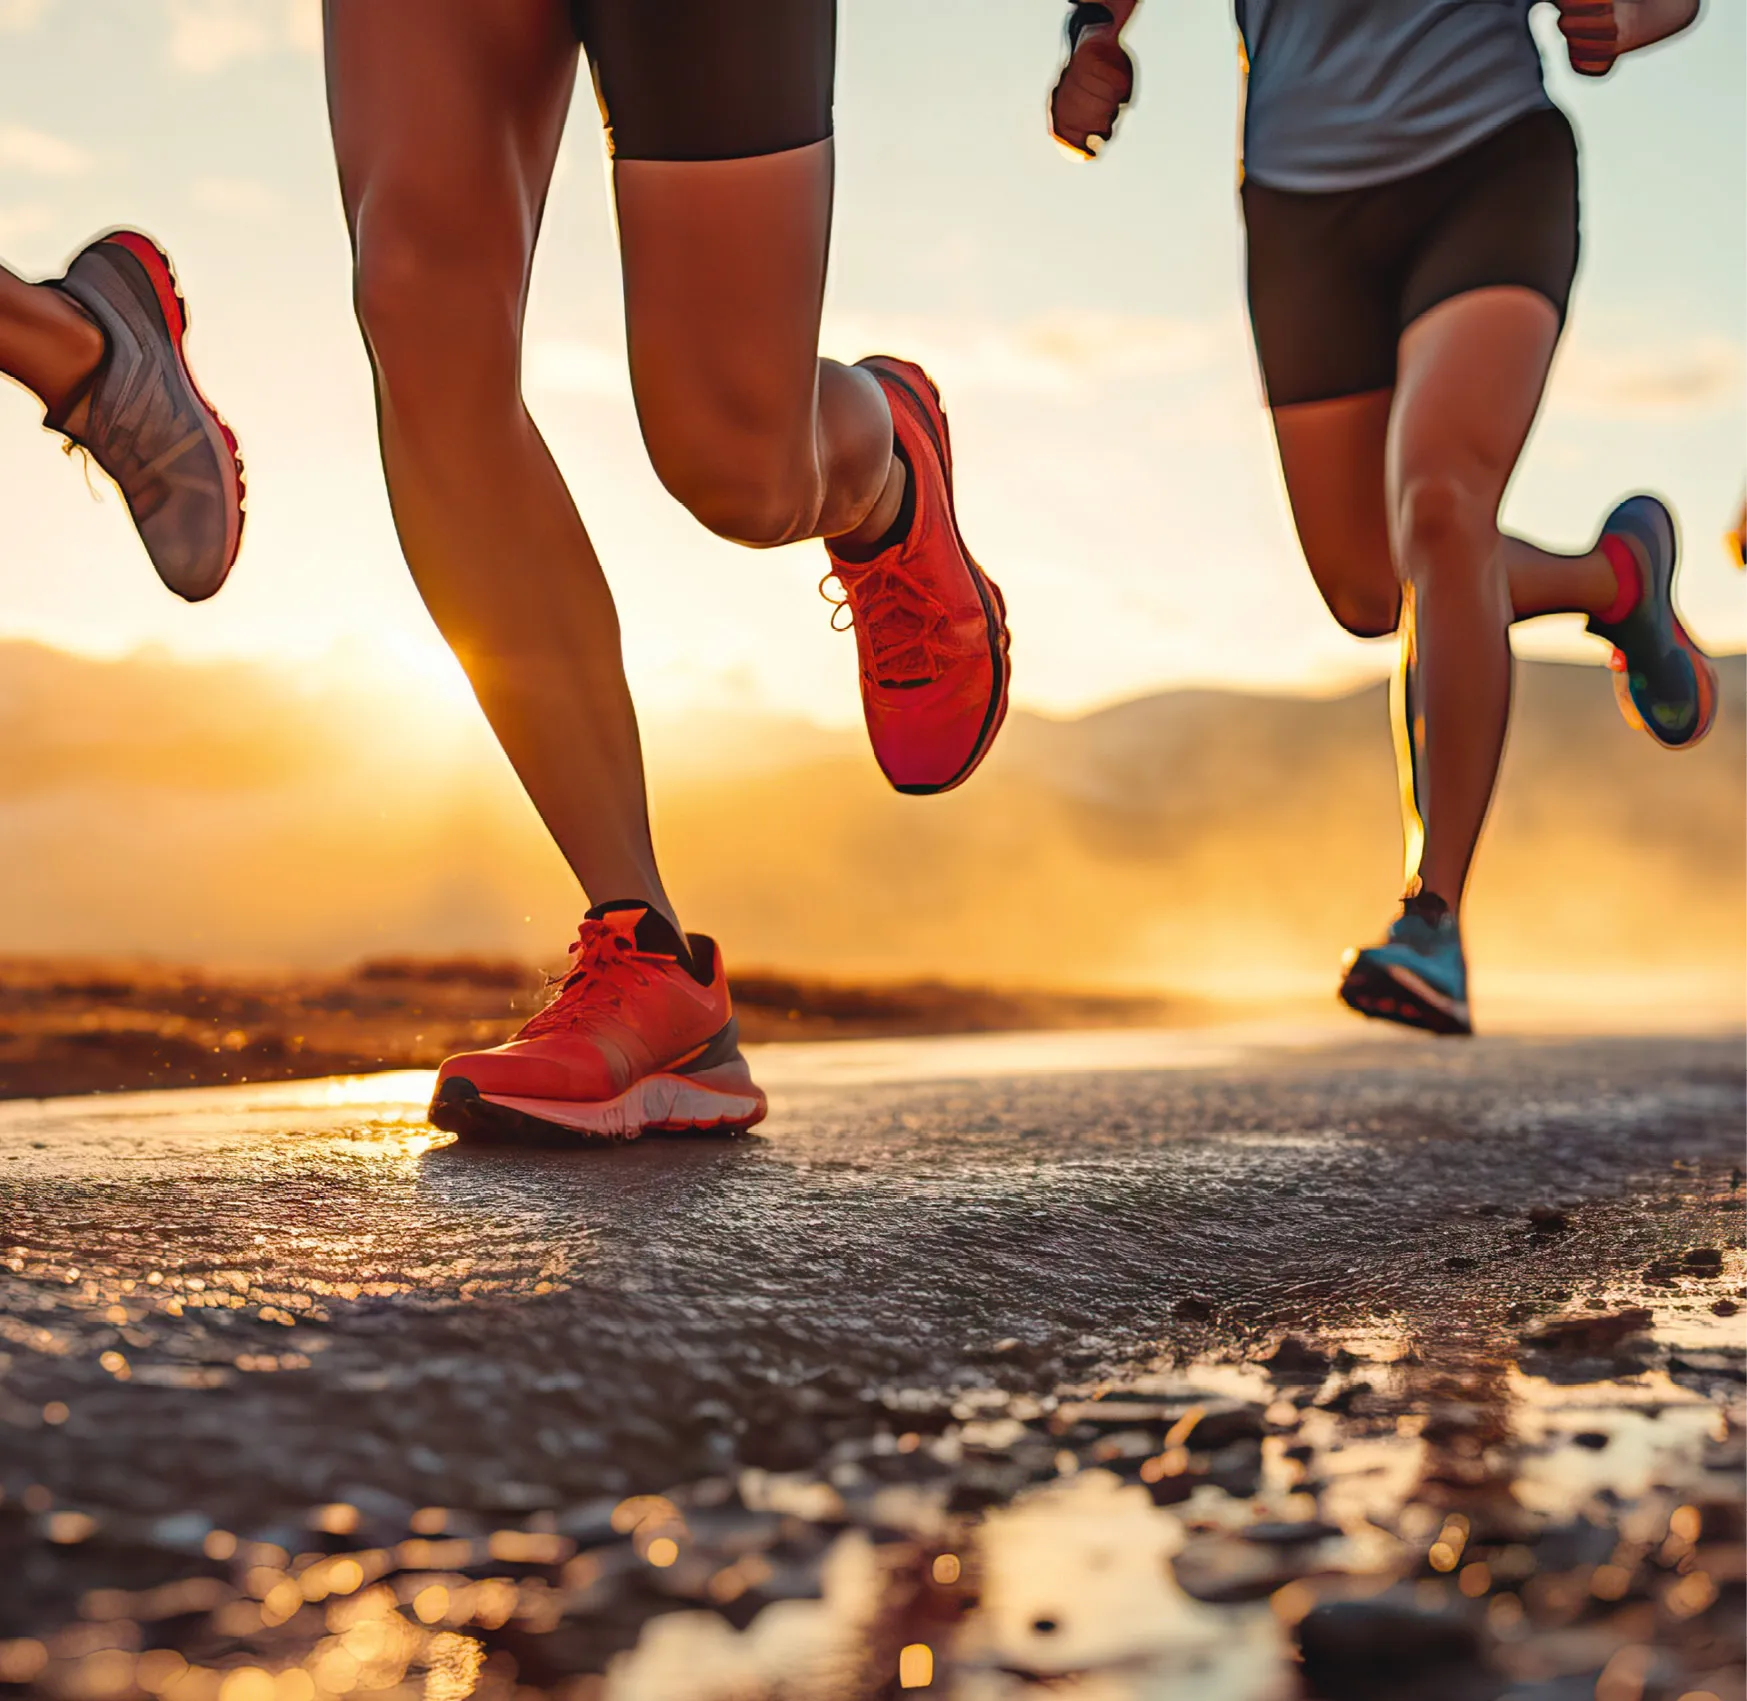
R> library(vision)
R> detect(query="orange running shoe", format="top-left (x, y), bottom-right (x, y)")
top-left (823, 356), bottom-right (1011, 795)
top-left (428, 903), bottom-right (766, 1142)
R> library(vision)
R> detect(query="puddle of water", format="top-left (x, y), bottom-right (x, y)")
top-left (7, 1285), bottom-right (1740, 1701)
top-left (2, 1058), bottom-right (1740, 1701)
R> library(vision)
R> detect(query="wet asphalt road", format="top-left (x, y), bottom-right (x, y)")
top-left (1, 1023), bottom-right (1743, 1696)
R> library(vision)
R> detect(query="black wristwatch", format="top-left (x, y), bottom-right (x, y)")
top-left (1066, 2), bottom-right (1117, 50)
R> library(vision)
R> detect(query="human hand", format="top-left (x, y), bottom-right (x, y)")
top-left (1557, 0), bottom-right (1622, 76)
top-left (1050, 4), bottom-right (1137, 158)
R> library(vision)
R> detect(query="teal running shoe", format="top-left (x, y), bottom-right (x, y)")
top-left (1587, 495), bottom-right (1717, 750)
top-left (1339, 893), bottom-right (1471, 1037)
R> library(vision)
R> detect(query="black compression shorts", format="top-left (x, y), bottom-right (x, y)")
top-left (570, 0), bottom-right (835, 162)
top-left (1242, 105), bottom-right (1580, 409)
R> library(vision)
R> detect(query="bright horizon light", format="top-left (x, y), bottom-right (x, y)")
top-left (0, 0), bottom-right (1740, 730)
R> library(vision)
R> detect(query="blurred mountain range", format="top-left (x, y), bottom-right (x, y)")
top-left (0, 641), bottom-right (1739, 1018)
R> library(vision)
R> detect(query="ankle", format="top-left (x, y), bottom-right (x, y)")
top-left (1404, 884), bottom-right (1458, 927)
top-left (1593, 533), bottom-right (1643, 625)
top-left (36, 288), bottom-right (106, 422)
top-left (831, 445), bottom-right (912, 560)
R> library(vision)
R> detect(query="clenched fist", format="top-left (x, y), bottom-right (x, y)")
top-left (1049, 2), bottom-right (1139, 158)
top-left (1557, 0), bottom-right (1623, 75)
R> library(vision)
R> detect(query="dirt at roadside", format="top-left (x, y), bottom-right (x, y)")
top-left (0, 956), bottom-right (1196, 1101)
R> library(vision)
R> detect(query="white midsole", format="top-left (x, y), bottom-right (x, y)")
top-left (1385, 963), bottom-right (1470, 1027)
top-left (479, 1061), bottom-right (767, 1138)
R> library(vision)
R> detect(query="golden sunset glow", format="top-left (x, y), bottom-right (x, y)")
top-left (0, 0), bottom-right (1738, 1032)
top-left (0, 0), bottom-right (1740, 726)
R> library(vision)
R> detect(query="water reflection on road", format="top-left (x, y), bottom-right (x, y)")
top-left (0, 1032), bottom-right (1741, 1700)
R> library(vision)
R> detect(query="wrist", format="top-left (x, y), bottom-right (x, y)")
top-left (1066, 3), bottom-right (1117, 50)
top-left (1612, 0), bottom-right (1700, 55)
top-left (1612, 2), bottom-right (1649, 54)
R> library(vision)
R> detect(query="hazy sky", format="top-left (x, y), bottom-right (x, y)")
top-left (0, 0), bottom-right (1740, 728)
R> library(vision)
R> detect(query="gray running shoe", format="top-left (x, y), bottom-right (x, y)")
top-left (47, 230), bottom-right (244, 602)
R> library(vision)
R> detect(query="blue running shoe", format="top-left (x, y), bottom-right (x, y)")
top-left (1339, 893), bottom-right (1471, 1037)
top-left (1587, 495), bottom-right (1717, 751)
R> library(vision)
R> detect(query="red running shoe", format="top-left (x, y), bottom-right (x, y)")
top-left (428, 903), bottom-right (766, 1142)
top-left (823, 356), bottom-right (1011, 795)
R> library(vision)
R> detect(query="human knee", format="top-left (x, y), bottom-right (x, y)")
top-left (650, 445), bottom-right (819, 548)
top-left (1395, 473), bottom-right (1493, 566)
top-left (351, 205), bottom-right (519, 397)
top-left (1325, 585), bottom-right (1402, 640)
top-left (352, 225), bottom-right (437, 367)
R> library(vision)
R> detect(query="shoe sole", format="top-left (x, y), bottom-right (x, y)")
top-left (1338, 956), bottom-right (1472, 1038)
top-left (1610, 624), bottom-right (1717, 752)
top-left (860, 355), bottom-right (1011, 796)
top-left (428, 1060), bottom-right (768, 1145)
top-left (1600, 496), bottom-right (1717, 752)
top-left (94, 231), bottom-right (247, 600)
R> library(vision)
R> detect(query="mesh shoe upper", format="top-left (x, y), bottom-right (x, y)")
top-left (434, 906), bottom-right (736, 1103)
top-left (823, 356), bottom-right (1010, 795)
top-left (51, 232), bottom-right (243, 603)
top-left (1372, 911), bottom-right (1467, 1003)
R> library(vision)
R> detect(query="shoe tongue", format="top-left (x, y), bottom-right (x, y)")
top-left (584, 901), bottom-right (696, 972)
top-left (1402, 889), bottom-right (1452, 927)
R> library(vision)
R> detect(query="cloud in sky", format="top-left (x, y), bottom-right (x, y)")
top-left (191, 175), bottom-right (283, 218)
top-left (525, 337), bottom-right (631, 404)
top-left (0, 0), bottom-right (54, 31)
top-left (526, 309), bottom-right (1248, 408)
top-left (823, 308), bottom-right (1245, 402)
top-left (1548, 331), bottom-right (1745, 420)
top-left (0, 201), bottom-right (55, 247)
top-left (0, 123), bottom-right (90, 176)
top-left (164, 0), bottom-right (319, 75)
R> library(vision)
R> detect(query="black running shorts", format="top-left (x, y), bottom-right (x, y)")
top-left (1242, 106), bottom-right (1580, 408)
top-left (570, 0), bottom-right (835, 162)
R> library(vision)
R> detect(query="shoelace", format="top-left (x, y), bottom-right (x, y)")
top-left (819, 557), bottom-right (962, 687)
top-left (518, 919), bottom-right (658, 1039)
top-left (59, 355), bottom-right (207, 519)
top-left (61, 438), bottom-right (105, 503)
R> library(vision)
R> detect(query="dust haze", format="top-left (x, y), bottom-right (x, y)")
top-left (0, 642), bottom-right (1739, 1022)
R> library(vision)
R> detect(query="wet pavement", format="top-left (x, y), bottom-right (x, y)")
top-left (0, 1024), bottom-right (1742, 1701)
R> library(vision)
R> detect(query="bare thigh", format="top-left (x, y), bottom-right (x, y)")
top-left (324, 0), bottom-right (578, 379)
top-left (1388, 287), bottom-right (1560, 551)
top-left (615, 142), bottom-right (883, 548)
top-left (1270, 389), bottom-right (1400, 639)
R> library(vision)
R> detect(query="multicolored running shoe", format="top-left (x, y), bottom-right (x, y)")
top-left (1338, 893), bottom-right (1472, 1037)
top-left (1588, 495), bottom-right (1717, 750)
top-left (823, 356), bottom-right (1011, 795)
top-left (48, 230), bottom-right (245, 602)
top-left (429, 903), bottom-right (766, 1143)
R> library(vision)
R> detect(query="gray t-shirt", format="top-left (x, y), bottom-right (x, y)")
top-left (1236, 0), bottom-right (1554, 193)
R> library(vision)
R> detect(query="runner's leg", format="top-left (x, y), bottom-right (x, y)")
top-left (616, 144), bottom-right (900, 549)
top-left (1272, 385), bottom-right (1630, 897)
top-left (0, 261), bottom-right (104, 414)
top-left (597, 0), bottom-right (1010, 798)
top-left (1386, 285), bottom-right (1561, 910)
top-left (323, 0), bottom-right (682, 931)
top-left (1272, 391), bottom-right (1622, 641)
